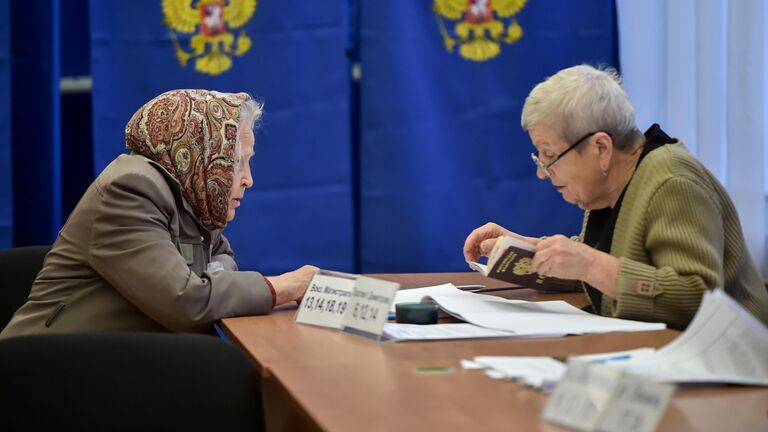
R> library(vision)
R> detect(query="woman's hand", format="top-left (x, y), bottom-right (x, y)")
top-left (531, 235), bottom-right (620, 298)
top-left (463, 222), bottom-right (538, 262)
top-left (267, 265), bottom-right (319, 306)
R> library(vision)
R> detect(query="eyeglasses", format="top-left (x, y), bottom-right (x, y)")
top-left (530, 131), bottom-right (609, 177)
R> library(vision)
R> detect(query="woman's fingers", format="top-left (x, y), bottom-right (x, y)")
top-left (479, 238), bottom-right (498, 256)
top-left (463, 223), bottom-right (504, 261)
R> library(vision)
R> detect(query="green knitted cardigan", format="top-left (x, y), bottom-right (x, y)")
top-left (578, 141), bottom-right (768, 330)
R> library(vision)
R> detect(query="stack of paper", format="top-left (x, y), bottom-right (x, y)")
top-left (390, 284), bottom-right (497, 313)
top-left (596, 289), bottom-right (768, 386)
top-left (382, 323), bottom-right (522, 341)
top-left (462, 356), bottom-right (566, 392)
top-left (461, 349), bottom-right (659, 392)
top-left (464, 289), bottom-right (768, 389)
top-left (392, 284), bottom-right (666, 336)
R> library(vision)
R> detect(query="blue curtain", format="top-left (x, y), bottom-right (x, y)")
top-left (5, 0), bottom-right (620, 275)
top-left (89, 0), bottom-right (354, 275)
top-left (357, 0), bottom-right (619, 272)
top-left (1, 0), bottom-right (91, 248)
top-left (0, 0), bottom-right (11, 247)
top-left (9, 0), bottom-right (62, 246)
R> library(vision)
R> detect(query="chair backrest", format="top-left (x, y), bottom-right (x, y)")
top-left (0, 245), bottom-right (51, 328)
top-left (0, 332), bottom-right (265, 432)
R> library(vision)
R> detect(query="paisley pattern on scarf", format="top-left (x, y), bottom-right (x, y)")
top-left (125, 89), bottom-right (251, 230)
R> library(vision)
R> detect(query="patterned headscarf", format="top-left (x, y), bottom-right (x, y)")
top-left (125, 89), bottom-right (251, 230)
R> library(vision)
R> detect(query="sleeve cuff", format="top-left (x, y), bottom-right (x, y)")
top-left (614, 257), bottom-right (663, 319)
top-left (264, 277), bottom-right (277, 310)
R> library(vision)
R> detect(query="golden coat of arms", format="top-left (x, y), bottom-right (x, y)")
top-left (162, 0), bottom-right (257, 76)
top-left (513, 257), bottom-right (533, 275)
top-left (433, 0), bottom-right (527, 61)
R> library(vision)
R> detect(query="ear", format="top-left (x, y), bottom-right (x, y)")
top-left (593, 131), bottom-right (613, 163)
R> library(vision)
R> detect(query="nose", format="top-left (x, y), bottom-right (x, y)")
top-left (242, 165), bottom-right (253, 189)
top-left (536, 164), bottom-right (549, 180)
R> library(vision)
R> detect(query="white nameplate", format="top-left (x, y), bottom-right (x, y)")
top-left (542, 361), bottom-right (674, 432)
top-left (296, 271), bottom-right (400, 341)
top-left (341, 276), bottom-right (400, 341)
top-left (295, 270), bottom-right (356, 329)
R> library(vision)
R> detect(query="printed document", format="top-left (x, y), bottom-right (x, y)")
top-left (392, 284), bottom-right (666, 336)
top-left (601, 289), bottom-right (768, 386)
top-left (466, 289), bottom-right (768, 389)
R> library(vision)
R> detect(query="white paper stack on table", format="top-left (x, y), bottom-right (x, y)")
top-left (595, 289), bottom-right (768, 386)
top-left (460, 348), bottom-right (655, 392)
top-left (384, 283), bottom-right (665, 341)
top-left (382, 323), bottom-right (520, 341)
top-left (461, 356), bottom-right (567, 392)
top-left (463, 289), bottom-right (768, 389)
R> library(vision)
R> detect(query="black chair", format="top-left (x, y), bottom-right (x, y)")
top-left (0, 332), bottom-right (265, 432)
top-left (0, 245), bottom-right (51, 329)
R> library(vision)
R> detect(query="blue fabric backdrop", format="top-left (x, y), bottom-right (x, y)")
top-left (4, 1), bottom-right (620, 275)
top-left (0, 0), bottom-right (11, 247)
top-left (9, 0), bottom-right (62, 246)
top-left (357, 0), bottom-right (619, 272)
top-left (90, 0), bottom-right (354, 275)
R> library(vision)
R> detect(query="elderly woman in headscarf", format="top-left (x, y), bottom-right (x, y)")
top-left (2, 89), bottom-right (317, 336)
top-left (463, 65), bottom-right (768, 329)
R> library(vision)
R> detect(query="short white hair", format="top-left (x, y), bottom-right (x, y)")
top-left (238, 97), bottom-right (263, 133)
top-left (234, 97), bottom-right (263, 159)
top-left (521, 65), bottom-right (641, 151)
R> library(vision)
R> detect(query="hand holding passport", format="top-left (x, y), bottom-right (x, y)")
top-left (467, 236), bottom-right (577, 292)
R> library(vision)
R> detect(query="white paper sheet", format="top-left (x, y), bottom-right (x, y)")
top-left (390, 283), bottom-right (503, 313)
top-left (471, 356), bottom-right (566, 390)
top-left (382, 323), bottom-right (521, 341)
top-left (468, 290), bottom-right (768, 390)
top-left (393, 283), bottom-right (666, 336)
top-left (603, 289), bottom-right (768, 386)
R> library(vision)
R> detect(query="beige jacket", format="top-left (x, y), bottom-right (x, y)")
top-left (1, 154), bottom-right (274, 336)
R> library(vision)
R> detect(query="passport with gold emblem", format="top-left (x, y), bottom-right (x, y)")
top-left (467, 236), bottom-right (572, 291)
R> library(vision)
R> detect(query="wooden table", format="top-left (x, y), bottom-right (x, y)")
top-left (221, 273), bottom-right (768, 432)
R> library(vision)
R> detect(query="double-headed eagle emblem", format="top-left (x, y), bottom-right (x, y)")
top-left (162, 0), bottom-right (257, 76)
top-left (513, 257), bottom-right (534, 276)
top-left (433, 0), bottom-right (527, 62)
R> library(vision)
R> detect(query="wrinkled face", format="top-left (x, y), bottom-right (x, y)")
top-left (227, 128), bottom-right (255, 222)
top-left (529, 126), bottom-right (607, 210)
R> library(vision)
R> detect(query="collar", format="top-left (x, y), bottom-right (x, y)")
top-left (643, 123), bottom-right (676, 146)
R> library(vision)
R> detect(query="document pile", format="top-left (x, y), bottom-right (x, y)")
top-left (460, 349), bottom-right (655, 393)
top-left (461, 356), bottom-right (566, 392)
top-left (383, 323), bottom-right (519, 341)
top-left (602, 289), bottom-right (768, 386)
top-left (463, 289), bottom-right (768, 389)
top-left (385, 284), bottom-right (665, 341)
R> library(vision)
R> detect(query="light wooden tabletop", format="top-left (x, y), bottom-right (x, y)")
top-left (222, 273), bottom-right (768, 432)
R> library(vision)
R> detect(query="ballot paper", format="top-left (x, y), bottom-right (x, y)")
top-left (390, 284), bottom-right (502, 313)
top-left (466, 289), bottom-right (768, 390)
top-left (570, 348), bottom-right (657, 364)
top-left (470, 356), bottom-right (567, 391)
top-left (392, 283), bottom-right (666, 336)
top-left (599, 289), bottom-right (768, 386)
top-left (463, 349), bottom-right (655, 390)
top-left (382, 323), bottom-right (522, 341)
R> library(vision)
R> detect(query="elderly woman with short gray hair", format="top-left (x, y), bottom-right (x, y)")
top-left (464, 65), bottom-right (768, 329)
